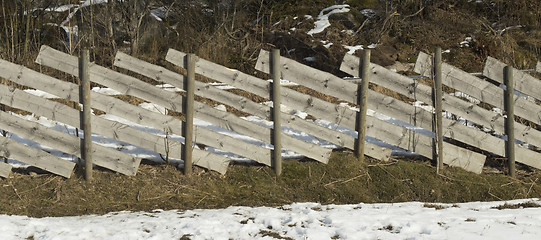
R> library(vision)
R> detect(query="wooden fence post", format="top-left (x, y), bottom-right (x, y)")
top-left (504, 65), bottom-right (516, 178)
top-left (79, 49), bottom-right (92, 182)
top-left (433, 47), bottom-right (444, 173)
top-left (183, 54), bottom-right (195, 175)
top-left (355, 49), bottom-right (370, 161)
top-left (271, 49), bottom-right (282, 176)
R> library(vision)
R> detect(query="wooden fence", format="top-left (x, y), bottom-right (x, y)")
top-left (1, 44), bottom-right (541, 178)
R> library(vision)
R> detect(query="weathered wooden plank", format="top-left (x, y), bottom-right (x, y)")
top-left (364, 110), bottom-right (485, 173)
top-left (35, 47), bottom-right (331, 164)
top-left (415, 52), bottom-right (541, 127)
top-left (0, 161), bottom-right (12, 178)
top-left (0, 84), bottom-right (229, 174)
top-left (0, 135), bottom-right (75, 178)
top-left (484, 56), bottom-right (541, 101)
top-left (167, 49), bottom-right (272, 99)
top-left (536, 62), bottom-right (541, 73)
top-left (256, 49), bottom-right (359, 103)
top-left (193, 103), bottom-right (332, 163)
top-left (168, 49), bottom-right (483, 166)
top-left (341, 53), bottom-right (433, 104)
top-left (120, 52), bottom-right (391, 160)
top-left (254, 51), bottom-right (485, 172)
top-left (412, 52), bottom-right (541, 146)
top-left (36, 45), bottom-right (185, 112)
top-left (0, 59), bottom-right (260, 168)
top-left (115, 51), bottom-right (271, 119)
top-left (0, 111), bottom-right (141, 176)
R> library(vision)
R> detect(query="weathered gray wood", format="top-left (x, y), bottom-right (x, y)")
top-left (36, 45), bottom-right (185, 112)
top-left (183, 54), bottom-right (195, 175)
top-left (115, 51), bottom-right (271, 119)
top-left (270, 49), bottom-right (282, 175)
top-left (167, 49), bottom-right (475, 165)
top-left (0, 84), bottom-right (230, 174)
top-left (342, 56), bottom-right (541, 170)
top-left (34, 47), bottom-right (285, 168)
top-left (167, 49), bottom-right (272, 99)
top-left (257, 49), bottom-right (359, 104)
top-left (36, 46), bottom-right (331, 164)
top-left (415, 52), bottom-right (541, 127)
top-left (412, 52), bottom-right (541, 145)
top-left (79, 49), bottom-right (93, 181)
top-left (193, 102), bottom-right (332, 163)
top-left (484, 56), bottom-right (541, 101)
top-left (254, 50), bottom-right (486, 172)
top-left (0, 111), bottom-right (141, 176)
top-left (434, 48), bottom-right (444, 172)
top-left (0, 135), bottom-right (75, 178)
top-left (118, 51), bottom-right (337, 164)
top-left (355, 49), bottom-right (370, 160)
top-left (504, 66), bottom-right (516, 178)
top-left (341, 54), bottom-right (433, 104)
top-left (27, 46), bottom-right (332, 164)
top-left (197, 69), bottom-right (485, 172)
top-left (0, 161), bottom-right (11, 178)
top-left (536, 62), bottom-right (541, 73)
top-left (0, 59), bottom-right (260, 168)
top-left (164, 49), bottom-right (388, 161)
top-left (364, 111), bottom-right (486, 173)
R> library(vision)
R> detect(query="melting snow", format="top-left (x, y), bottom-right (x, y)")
top-left (307, 5), bottom-right (350, 35)
top-left (1, 199), bottom-right (540, 239)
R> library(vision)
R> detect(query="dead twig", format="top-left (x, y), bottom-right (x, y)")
top-left (324, 173), bottom-right (367, 187)
top-left (526, 178), bottom-right (538, 197)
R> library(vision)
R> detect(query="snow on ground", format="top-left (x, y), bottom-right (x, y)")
top-left (0, 199), bottom-right (539, 240)
top-left (307, 5), bottom-right (350, 35)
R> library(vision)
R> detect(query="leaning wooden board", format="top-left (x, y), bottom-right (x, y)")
top-left (36, 46), bottom-right (332, 164)
top-left (413, 52), bottom-right (541, 142)
top-left (0, 161), bottom-right (12, 178)
top-left (0, 58), bottom-right (268, 168)
top-left (0, 110), bottom-right (141, 176)
top-left (165, 49), bottom-right (392, 161)
top-left (0, 83), bottom-right (229, 174)
top-left (253, 50), bottom-right (486, 173)
top-left (484, 56), bottom-right (541, 102)
top-left (0, 135), bottom-right (75, 178)
top-left (341, 53), bottom-right (541, 170)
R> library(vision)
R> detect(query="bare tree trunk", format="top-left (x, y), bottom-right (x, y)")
top-left (2, 0), bottom-right (11, 59)
top-left (23, 0), bottom-right (31, 56)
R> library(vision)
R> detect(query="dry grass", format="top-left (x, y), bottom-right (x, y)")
top-left (1, 151), bottom-right (540, 217)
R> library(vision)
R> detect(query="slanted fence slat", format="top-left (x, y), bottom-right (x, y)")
top-left (0, 161), bottom-right (12, 178)
top-left (37, 46), bottom-right (332, 164)
top-left (116, 52), bottom-right (352, 162)
top-left (411, 52), bottom-right (541, 170)
top-left (0, 135), bottom-right (75, 178)
top-left (415, 52), bottom-right (541, 126)
top-left (165, 49), bottom-right (392, 161)
top-left (0, 110), bottom-right (141, 176)
top-left (0, 59), bottom-right (258, 170)
top-left (0, 84), bottom-right (147, 175)
top-left (255, 50), bottom-right (485, 173)
top-left (484, 56), bottom-right (541, 101)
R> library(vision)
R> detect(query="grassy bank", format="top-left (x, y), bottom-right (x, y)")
top-left (1, 151), bottom-right (539, 218)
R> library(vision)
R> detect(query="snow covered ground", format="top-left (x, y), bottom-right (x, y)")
top-left (1, 199), bottom-right (540, 240)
